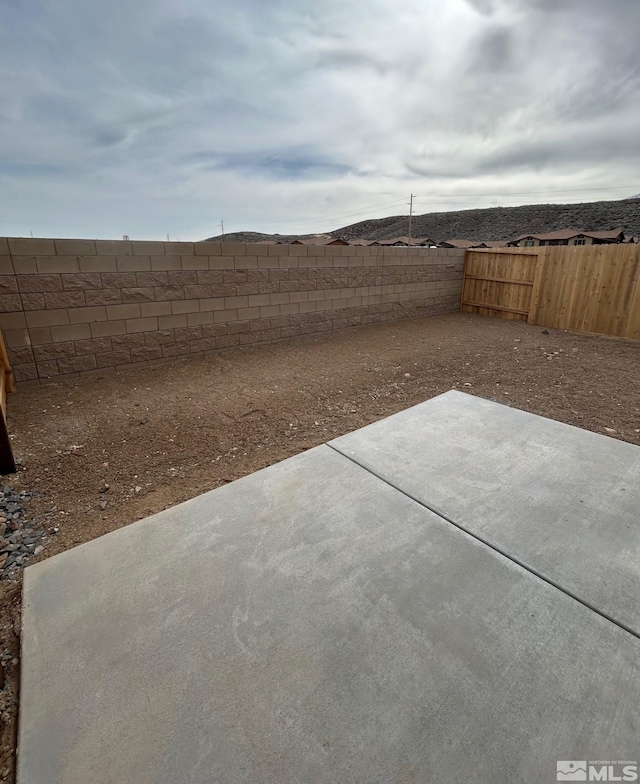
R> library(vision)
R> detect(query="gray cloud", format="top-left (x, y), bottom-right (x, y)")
top-left (468, 25), bottom-right (514, 73)
top-left (184, 148), bottom-right (351, 179)
top-left (0, 0), bottom-right (638, 239)
top-left (463, 0), bottom-right (497, 15)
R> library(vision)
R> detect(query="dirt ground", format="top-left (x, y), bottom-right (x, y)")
top-left (1, 311), bottom-right (639, 781)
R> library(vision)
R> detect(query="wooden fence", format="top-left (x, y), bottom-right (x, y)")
top-left (461, 244), bottom-right (640, 339)
top-left (0, 331), bottom-right (15, 474)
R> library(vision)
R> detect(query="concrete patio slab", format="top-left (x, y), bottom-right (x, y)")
top-left (19, 444), bottom-right (640, 784)
top-left (330, 390), bottom-right (640, 636)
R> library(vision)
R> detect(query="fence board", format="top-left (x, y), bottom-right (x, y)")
top-left (625, 262), bottom-right (640, 340)
top-left (461, 244), bottom-right (640, 339)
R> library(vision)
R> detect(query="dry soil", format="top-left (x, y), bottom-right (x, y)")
top-left (1, 312), bottom-right (639, 782)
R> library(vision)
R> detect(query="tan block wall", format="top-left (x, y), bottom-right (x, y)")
top-left (0, 238), bottom-right (465, 383)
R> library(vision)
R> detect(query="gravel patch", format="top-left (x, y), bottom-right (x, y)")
top-left (0, 488), bottom-right (49, 576)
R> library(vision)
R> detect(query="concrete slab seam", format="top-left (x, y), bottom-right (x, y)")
top-left (326, 443), bottom-right (640, 643)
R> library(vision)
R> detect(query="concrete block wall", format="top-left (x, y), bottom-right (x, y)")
top-left (0, 238), bottom-right (464, 383)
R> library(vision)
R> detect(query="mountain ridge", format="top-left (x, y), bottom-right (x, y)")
top-left (205, 198), bottom-right (640, 243)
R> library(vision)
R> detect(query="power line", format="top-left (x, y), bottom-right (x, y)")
top-left (413, 185), bottom-right (639, 200)
top-left (246, 188), bottom-right (636, 224)
top-left (407, 196), bottom-right (638, 209)
top-left (254, 198), bottom-right (632, 232)
top-left (259, 185), bottom-right (638, 227)
top-left (258, 212), bottom-right (405, 232)
top-left (222, 186), bottom-right (638, 233)
top-left (232, 197), bottom-right (408, 227)
top-left (290, 190), bottom-right (637, 223)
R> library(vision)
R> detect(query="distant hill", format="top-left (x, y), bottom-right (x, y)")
top-left (206, 198), bottom-right (640, 244)
top-left (204, 231), bottom-right (321, 244)
top-left (331, 199), bottom-right (640, 242)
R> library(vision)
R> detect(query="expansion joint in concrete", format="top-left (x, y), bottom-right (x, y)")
top-left (326, 442), bottom-right (640, 643)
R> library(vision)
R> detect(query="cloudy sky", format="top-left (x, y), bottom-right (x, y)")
top-left (1, 0), bottom-right (639, 240)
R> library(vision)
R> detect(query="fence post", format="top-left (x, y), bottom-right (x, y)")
top-left (459, 251), bottom-right (469, 312)
top-left (527, 249), bottom-right (546, 326)
top-left (0, 331), bottom-right (16, 474)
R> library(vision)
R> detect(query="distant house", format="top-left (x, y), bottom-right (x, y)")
top-left (438, 239), bottom-right (506, 249)
top-left (347, 239), bottom-right (375, 246)
top-left (506, 229), bottom-right (627, 248)
top-left (290, 237), bottom-right (348, 246)
top-left (371, 236), bottom-right (432, 247)
top-left (438, 239), bottom-right (478, 249)
top-left (483, 240), bottom-right (509, 249)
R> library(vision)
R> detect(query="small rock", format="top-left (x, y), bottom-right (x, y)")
top-left (99, 500), bottom-right (108, 511)
top-left (34, 545), bottom-right (44, 556)
top-left (99, 483), bottom-right (110, 494)
top-left (135, 486), bottom-right (142, 494)
top-left (138, 418), bottom-right (149, 425)
top-left (604, 427), bottom-right (617, 434)
top-left (0, 553), bottom-right (7, 570)
top-left (541, 329), bottom-right (549, 335)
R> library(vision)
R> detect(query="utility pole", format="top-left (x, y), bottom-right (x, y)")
top-left (220, 220), bottom-right (225, 240)
top-left (408, 194), bottom-right (414, 246)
